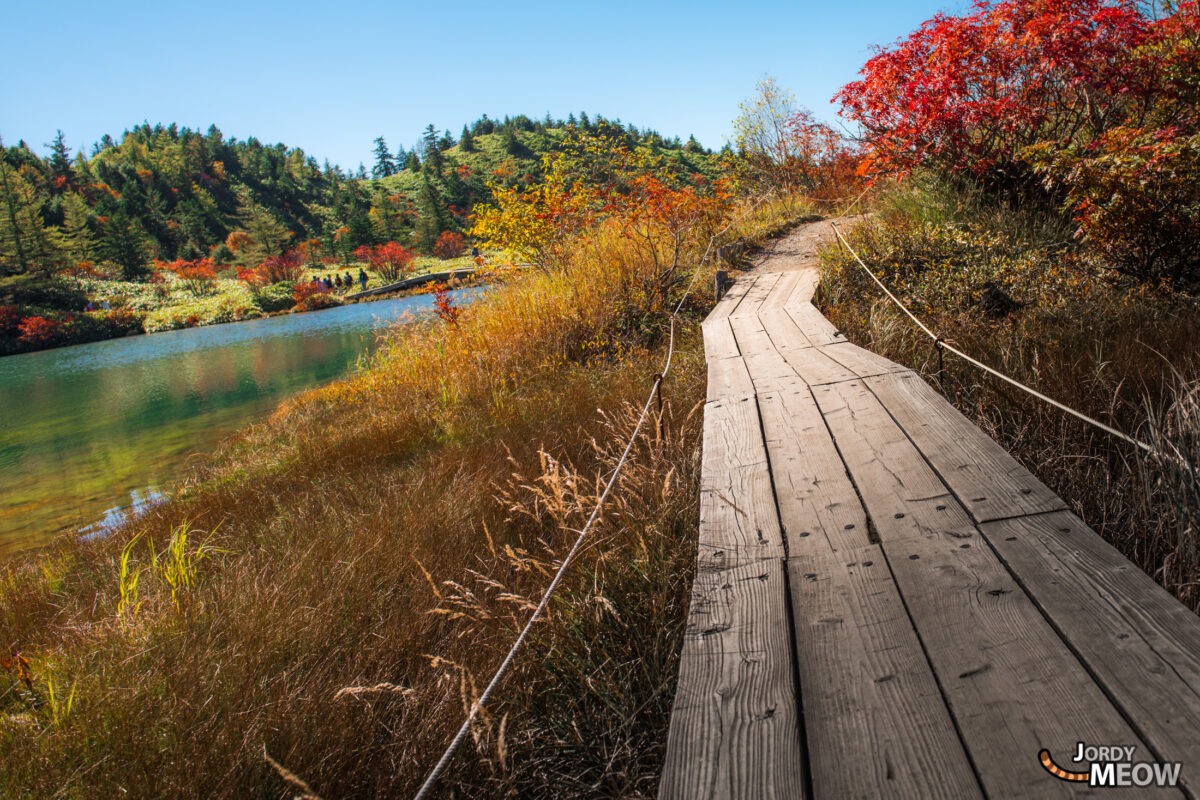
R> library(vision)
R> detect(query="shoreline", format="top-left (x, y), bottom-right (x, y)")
top-left (0, 271), bottom-right (488, 359)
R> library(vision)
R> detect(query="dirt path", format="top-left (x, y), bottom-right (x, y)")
top-left (745, 214), bottom-right (865, 273)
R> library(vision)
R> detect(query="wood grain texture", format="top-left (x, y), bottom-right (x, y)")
top-left (697, 396), bottom-right (786, 571)
top-left (785, 303), bottom-right (843, 346)
top-left (814, 379), bottom-right (1174, 798)
top-left (707, 355), bottom-right (755, 403)
top-left (730, 271), bottom-right (782, 318)
top-left (757, 386), bottom-right (868, 555)
top-left (982, 511), bottom-right (1200, 783)
top-left (659, 558), bottom-right (806, 800)
top-left (702, 317), bottom-right (741, 362)
top-left (866, 371), bottom-right (1066, 522)
top-left (788, 543), bottom-right (983, 800)
top-left (708, 273), bottom-right (756, 321)
top-left (762, 269), bottom-right (801, 310)
top-left (757, 304), bottom-right (815, 349)
top-left (774, 341), bottom-right (860, 387)
top-left (785, 269), bottom-right (820, 307)
top-left (820, 341), bottom-right (911, 381)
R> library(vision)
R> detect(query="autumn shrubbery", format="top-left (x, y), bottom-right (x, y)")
top-left (840, 0), bottom-right (1200, 288)
top-left (817, 1), bottom-right (1200, 608)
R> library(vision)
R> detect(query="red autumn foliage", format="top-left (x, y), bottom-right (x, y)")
top-left (837, 0), bottom-right (1157, 187)
top-left (259, 250), bottom-right (304, 283)
top-left (236, 267), bottom-right (269, 295)
top-left (432, 231), bottom-right (466, 260)
top-left (0, 306), bottom-right (21, 337)
top-left (158, 258), bottom-right (218, 297)
top-left (432, 283), bottom-right (460, 325)
top-left (293, 280), bottom-right (335, 311)
top-left (354, 242), bottom-right (415, 282)
top-left (18, 316), bottom-right (63, 345)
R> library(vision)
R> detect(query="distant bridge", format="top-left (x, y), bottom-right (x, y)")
top-left (346, 268), bottom-right (476, 300)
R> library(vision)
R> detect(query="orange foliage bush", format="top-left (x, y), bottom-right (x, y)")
top-left (433, 231), bottom-right (466, 260)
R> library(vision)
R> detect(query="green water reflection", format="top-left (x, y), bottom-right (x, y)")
top-left (0, 290), bottom-right (470, 555)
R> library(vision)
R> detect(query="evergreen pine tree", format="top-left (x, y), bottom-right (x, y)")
top-left (0, 151), bottom-right (31, 274)
top-left (502, 127), bottom-right (526, 156)
top-left (60, 192), bottom-right (96, 263)
top-left (98, 210), bottom-right (150, 280)
top-left (47, 130), bottom-right (73, 184)
top-left (459, 125), bottom-right (475, 152)
top-left (234, 188), bottom-right (292, 261)
top-left (371, 136), bottom-right (396, 178)
top-left (421, 125), bottom-right (444, 177)
top-left (406, 151), bottom-right (421, 172)
top-left (442, 157), bottom-right (469, 208)
top-left (414, 176), bottom-right (448, 252)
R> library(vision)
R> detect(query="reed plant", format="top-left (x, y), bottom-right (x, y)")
top-left (0, 194), bottom-right (811, 797)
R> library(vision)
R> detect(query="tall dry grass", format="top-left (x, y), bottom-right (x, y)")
top-left (0, 194), bottom-right (812, 798)
top-left (819, 181), bottom-right (1200, 610)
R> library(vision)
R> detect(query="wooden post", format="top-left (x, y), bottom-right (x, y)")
top-left (715, 270), bottom-right (728, 300)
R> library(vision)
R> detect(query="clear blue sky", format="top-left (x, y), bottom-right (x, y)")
top-left (1, 0), bottom-right (966, 170)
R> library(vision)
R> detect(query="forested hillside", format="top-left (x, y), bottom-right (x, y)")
top-left (0, 114), bottom-right (719, 279)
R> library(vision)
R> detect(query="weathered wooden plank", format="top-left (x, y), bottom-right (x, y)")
top-left (757, 386), bottom-right (868, 555)
top-left (865, 371), bottom-right (1066, 522)
top-left (702, 317), bottom-right (741, 362)
top-left (761, 269), bottom-right (801, 310)
top-left (788, 544), bottom-right (983, 800)
top-left (813, 379), bottom-right (1173, 798)
top-left (742, 350), bottom-right (799, 394)
top-left (774, 341), bottom-right (859, 387)
top-left (708, 273), bottom-right (756, 321)
top-left (659, 558), bottom-right (806, 800)
top-left (706, 355), bottom-right (755, 403)
top-left (698, 396), bottom-right (786, 571)
top-left (786, 269), bottom-right (820, 307)
top-left (819, 341), bottom-right (911, 381)
top-left (730, 271), bottom-right (782, 318)
top-left (729, 314), bottom-right (809, 393)
top-left (785, 303), bottom-right (843, 346)
top-left (982, 511), bottom-right (1200, 782)
top-left (757, 304), bottom-right (815, 350)
top-left (728, 312), bottom-right (777, 356)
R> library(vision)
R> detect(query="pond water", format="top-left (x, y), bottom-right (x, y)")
top-left (0, 289), bottom-right (475, 556)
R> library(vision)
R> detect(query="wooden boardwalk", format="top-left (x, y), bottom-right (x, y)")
top-left (660, 225), bottom-right (1200, 798)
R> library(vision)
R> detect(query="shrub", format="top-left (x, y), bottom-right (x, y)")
top-left (293, 280), bottom-right (341, 312)
top-left (158, 258), bottom-right (218, 297)
top-left (0, 274), bottom-right (89, 310)
top-left (432, 231), bottom-right (466, 260)
top-left (260, 250), bottom-right (304, 283)
top-left (1029, 128), bottom-right (1200, 289)
top-left (18, 316), bottom-right (62, 345)
top-left (235, 266), bottom-right (269, 297)
top-left (254, 281), bottom-right (297, 313)
top-left (354, 242), bottom-right (415, 282)
top-left (432, 282), bottom-right (460, 324)
top-left (0, 305), bottom-right (19, 337)
top-left (836, 0), bottom-right (1154, 190)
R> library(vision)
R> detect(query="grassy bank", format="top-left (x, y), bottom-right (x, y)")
top-left (818, 177), bottom-right (1200, 611)
top-left (0, 195), bottom-right (812, 797)
top-left (0, 253), bottom-right (482, 356)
